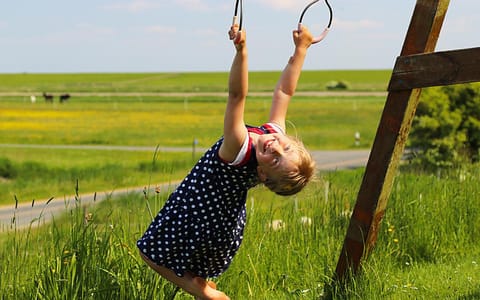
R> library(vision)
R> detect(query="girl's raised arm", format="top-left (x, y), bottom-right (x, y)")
top-left (219, 26), bottom-right (249, 162)
top-left (269, 25), bottom-right (313, 132)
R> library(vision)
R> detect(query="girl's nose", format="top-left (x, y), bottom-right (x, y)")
top-left (271, 142), bottom-right (283, 154)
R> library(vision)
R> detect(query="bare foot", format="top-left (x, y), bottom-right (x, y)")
top-left (207, 280), bottom-right (217, 289)
top-left (193, 277), bottom-right (230, 300)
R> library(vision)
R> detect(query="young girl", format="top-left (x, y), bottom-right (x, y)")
top-left (137, 24), bottom-right (316, 299)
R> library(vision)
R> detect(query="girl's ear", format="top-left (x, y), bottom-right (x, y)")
top-left (257, 166), bottom-right (267, 182)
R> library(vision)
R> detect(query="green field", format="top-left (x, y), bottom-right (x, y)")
top-left (0, 96), bottom-right (384, 204)
top-left (0, 96), bottom-right (384, 148)
top-left (0, 70), bottom-right (391, 93)
top-left (0, 71), bottom-right (479, 299)
top-left (1, 79), bottom-right (386, 205)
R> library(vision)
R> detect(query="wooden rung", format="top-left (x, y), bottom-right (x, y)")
top-left (388, 47), bottom-right (480, 91)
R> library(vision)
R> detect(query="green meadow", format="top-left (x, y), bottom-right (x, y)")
top-left (1, 81), bottom-right (386, 204)
top-left (0, 71), bottom-right (479, 299)
top-left (0, 70), bottom-right (390, 93)
top-left (1, 96), bottom-right (384, 147)
top-left (1, 96), bottom-right (384, 204)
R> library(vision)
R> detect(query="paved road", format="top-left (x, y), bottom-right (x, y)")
top-left (0, 145), bottom-right (370, 231)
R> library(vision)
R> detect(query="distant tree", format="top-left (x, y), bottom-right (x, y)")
top-left (326, 80), bottom-right (350, 90)
top-left (408, 83), bottom-right (480, 169)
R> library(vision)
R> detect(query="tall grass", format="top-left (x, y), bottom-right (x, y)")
top-left (1, 165), bottom-right (478, 299)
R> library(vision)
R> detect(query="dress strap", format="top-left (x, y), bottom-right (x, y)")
top-left (229, 129), bottom-right (252, 166)
top-left (263, 122), bottom-right (285, 135)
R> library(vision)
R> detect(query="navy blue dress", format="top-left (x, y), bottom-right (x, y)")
top-left (137, 123), bottom-right (283, 278)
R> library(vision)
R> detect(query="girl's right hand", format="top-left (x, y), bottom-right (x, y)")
top-left (293, 25), bottom-right (313, 49)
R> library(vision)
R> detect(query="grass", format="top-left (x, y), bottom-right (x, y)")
top-left (0, 147), bottom-right (194, 206)
top-left (0, 70), bottom-right (391, 93)
top-left (0, 165), bottom-right (478, 299)
top-left (0, 95), bottom-right (384, 205)
top-left (1, 71), bottom-right (478, 298)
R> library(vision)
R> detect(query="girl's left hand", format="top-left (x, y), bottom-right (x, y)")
top-left (228, 25), bottom-right (245, 49)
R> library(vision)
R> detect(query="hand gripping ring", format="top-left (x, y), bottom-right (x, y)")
top-left (298, 0), bottom-right (333, 44)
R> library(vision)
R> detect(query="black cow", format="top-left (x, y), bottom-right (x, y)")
top-left (59, 93), bottom-right (71, 103)
top-left (43, 92), bottom-right (54, 102)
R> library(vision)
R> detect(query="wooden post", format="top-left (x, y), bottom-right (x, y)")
top-left (334, 0), bottom-right (451, 281)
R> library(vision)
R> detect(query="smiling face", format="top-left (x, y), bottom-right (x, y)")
top-left (254, 132), bottom-right (316, 196)
top-left (255, 133), bottom-right (300, 181)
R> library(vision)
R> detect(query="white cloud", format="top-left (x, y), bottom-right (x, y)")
top-left (31, 24), bottom-right (116, 45)
top-left (193, 28), bottom-right (217, 37)
top-left (75, 23), bottom-right (115, 36)
top-left (146, 25), bottom-right (177, 34)
top-left (444, 16), bottom-right (476, 34)
top-left (256, 0), bottom-right (304, 11)
top-left (104, 0), bottom-right (162, 13)
top-left (333, 18), bottom-right (383, 31)
top-left (174, 0), bottom-right (210, 12)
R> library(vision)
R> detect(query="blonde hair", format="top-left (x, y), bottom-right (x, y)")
top-left (263, 137), bottom-right (316, 196)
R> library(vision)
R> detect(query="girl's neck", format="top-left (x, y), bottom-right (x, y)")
top-left (249, 132), bottom-right (259, 147)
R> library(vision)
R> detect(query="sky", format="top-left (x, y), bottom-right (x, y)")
top-left (0, 0), bottom-right (479, 73)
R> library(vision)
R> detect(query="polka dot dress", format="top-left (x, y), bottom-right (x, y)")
top-left (137, 124), bottom-right (282, 278)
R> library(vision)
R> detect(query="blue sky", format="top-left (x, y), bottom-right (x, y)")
top-left (1, 0), bottom-right (478, 73)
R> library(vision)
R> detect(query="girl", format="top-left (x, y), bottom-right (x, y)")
top-left (138, 24), bottom-right (316, 300)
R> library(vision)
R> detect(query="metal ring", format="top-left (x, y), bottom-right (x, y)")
top-left (299, 0), bottom-right (333, 29)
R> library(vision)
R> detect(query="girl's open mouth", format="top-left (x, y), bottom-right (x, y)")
top-left (263, 138), bottom-right (276, 152)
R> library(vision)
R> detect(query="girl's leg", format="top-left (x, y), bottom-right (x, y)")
top-left (139, 251), bottom-right (230, 300)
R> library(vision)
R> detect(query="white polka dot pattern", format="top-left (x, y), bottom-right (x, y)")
top-left (137, 137), bottom-right (259, 278)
